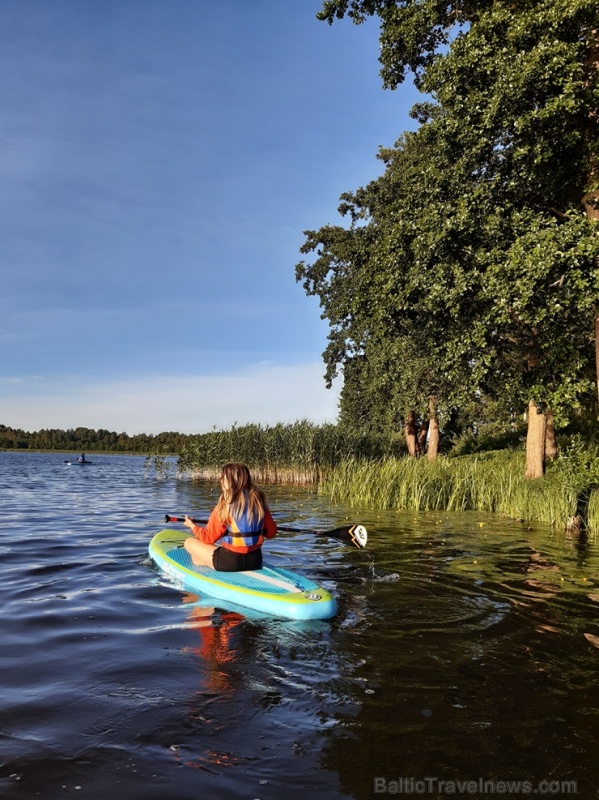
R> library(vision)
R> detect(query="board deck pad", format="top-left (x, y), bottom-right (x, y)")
top-left (167, 546), bottom-right (319, 594)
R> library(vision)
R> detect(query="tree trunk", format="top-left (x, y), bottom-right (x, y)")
top-left (525, 400), bottom-right (547, 479)
top-left (405, 411), bottom-right (418, 457)
top-left (416, 420), bottom-right (428, 455)
top-left (544, 409), bottom-right (558, 461)
top-left (427, 397), bottom-right (439, 462)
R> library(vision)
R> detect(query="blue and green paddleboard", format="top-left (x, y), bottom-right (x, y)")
top-left (149, 529), bottom-right (338, 620)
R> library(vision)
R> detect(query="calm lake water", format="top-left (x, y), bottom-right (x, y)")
top-left (1, 451), bottom-right (598, 800)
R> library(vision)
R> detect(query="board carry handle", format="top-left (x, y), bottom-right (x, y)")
top-left (163, 514), bottom-right (367, 549)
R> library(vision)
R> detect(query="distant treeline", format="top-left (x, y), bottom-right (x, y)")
top-left (0, 424), bottom-right (190, 454)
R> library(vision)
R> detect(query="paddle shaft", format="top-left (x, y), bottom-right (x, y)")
top-left (163, 515), bottom-right (367, 549)
top-left (167, 515), bottom-right (330, 535)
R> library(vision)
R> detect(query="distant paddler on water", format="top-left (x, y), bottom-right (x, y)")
top-left (64, 452), bottom-right (92, 465)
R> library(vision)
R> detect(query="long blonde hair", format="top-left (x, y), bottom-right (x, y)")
top-left (215, 463), bottom-right (266, 524)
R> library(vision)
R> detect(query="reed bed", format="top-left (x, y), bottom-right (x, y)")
top-left (321, 450), bottom-right (596, 534)
top-left (177, 420), bottom-right (400, 485)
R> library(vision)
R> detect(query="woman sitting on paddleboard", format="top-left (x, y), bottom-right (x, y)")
top-left (183, 462), bottom-right (277, 572)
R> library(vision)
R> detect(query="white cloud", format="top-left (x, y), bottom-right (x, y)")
top-left (0, 363), bottom-right (341, 434)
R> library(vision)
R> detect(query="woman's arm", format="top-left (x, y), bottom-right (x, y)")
top-left (184, 507), bottom-right (227, 544)
top-left (263, 506), bottom-right (277, 539)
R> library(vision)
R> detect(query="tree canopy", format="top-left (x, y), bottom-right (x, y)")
top-left (298, 0), bottom-right (599, 473)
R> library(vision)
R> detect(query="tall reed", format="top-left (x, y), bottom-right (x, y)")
top-left (320, 450), bottom-right (595, 534)
top-left (177, 420), bottom-right (401, 484)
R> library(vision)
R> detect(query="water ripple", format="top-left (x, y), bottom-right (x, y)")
top-left (1, 453), bottom-right (598, 799)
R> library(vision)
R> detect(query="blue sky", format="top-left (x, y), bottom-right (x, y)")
top-left (0, 0), bottom-right (418, 435)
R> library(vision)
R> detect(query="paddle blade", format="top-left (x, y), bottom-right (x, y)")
top-left (323, 524), bottom-right (367, 549)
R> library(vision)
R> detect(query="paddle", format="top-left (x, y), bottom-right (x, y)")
top-left (163, 514), bottom-right (368, 549)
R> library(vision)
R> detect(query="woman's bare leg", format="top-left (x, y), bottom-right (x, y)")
top-left (184, 537), bottom-right (217, 567)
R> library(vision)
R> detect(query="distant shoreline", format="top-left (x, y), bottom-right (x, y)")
top-left (0, 449), bottom-right (178, 457)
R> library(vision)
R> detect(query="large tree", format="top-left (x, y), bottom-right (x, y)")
top-left (298, 0), bottom-right (599, 476)
top-left (297, 124), bottom-right (497, 450)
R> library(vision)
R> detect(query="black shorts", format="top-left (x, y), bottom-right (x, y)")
top-left (212, 546), bottom-right (263, 572)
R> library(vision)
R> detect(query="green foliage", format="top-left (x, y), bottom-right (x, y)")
top-left (449, 429), bottom-right (525, 457)
top-left (482, 211), bottom-right (598, 419)
top-left (301, 0), bottom-right (599, 444)
top-left (547, 434), bottom-right (599, 491)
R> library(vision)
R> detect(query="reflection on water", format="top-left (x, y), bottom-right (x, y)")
top-left (181, 595), bottom-right (247, 697)
top-left (0, 452), bottom-right (597, 799)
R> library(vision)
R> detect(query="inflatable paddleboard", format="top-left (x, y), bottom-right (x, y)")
top-left (149, 530), bottom-right (337, 620)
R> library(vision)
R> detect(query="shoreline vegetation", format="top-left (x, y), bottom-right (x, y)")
top-left (4, 420), bottom-right (599, 536)
top-left (178, 421), bottom-right (599, 537)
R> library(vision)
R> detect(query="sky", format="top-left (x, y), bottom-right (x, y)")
top-left (0, 0), bottom-right (419, 435)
